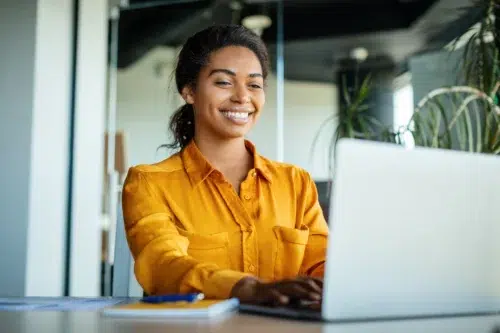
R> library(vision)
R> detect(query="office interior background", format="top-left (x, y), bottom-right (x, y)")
top-left (0, 0), bottom-right (495, 297)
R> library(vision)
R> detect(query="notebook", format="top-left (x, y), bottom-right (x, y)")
top-left (101, 298), bottom-right (240, 318)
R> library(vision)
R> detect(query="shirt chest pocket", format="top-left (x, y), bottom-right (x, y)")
top-left (273, 225), bottom-right (309, 280)
top-left (178, 230), bottom-right (231, 269)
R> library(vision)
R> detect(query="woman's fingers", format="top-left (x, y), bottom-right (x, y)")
top-left (296, 277), bottom-right (323, 294)
top-left (231, 276), bottom-right (324, 306)
top-left (280, 277), bottom-right (322, 298)
top-left (254, 284), bottom-right (289, 305)
top-left (268, 289), bottom-right (289, 306)
top-left (271, 279), bottom-right (322, 301)
top-left (309, 277), bottom-right (324, 289)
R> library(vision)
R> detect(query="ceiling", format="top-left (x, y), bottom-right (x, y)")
top-left (116, 0), bottom-right (481, 82)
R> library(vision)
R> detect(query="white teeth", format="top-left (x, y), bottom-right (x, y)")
top-left (222, 111), bottom-right (250, 119)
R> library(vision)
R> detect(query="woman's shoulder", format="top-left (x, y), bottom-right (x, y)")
top-left (123, 153), bottom-right (189, 198)
top-left (126, 152), bottom-right (184, 177)
top-left (257, 154), bottom-right (312, 182)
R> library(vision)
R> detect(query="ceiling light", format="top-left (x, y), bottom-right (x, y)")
top-left (242, 14), bottom-right (272, 36)
top-left (350, 47), bottom-right (369, 62)
top-left (229, 1), bottom-right (243, 11)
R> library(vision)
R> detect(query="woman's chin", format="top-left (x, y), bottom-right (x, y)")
top-left (218, 124), bottom-right (253, 139)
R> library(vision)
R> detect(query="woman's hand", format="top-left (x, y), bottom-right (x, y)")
top-left (230, 276), bottom-right (323, 306)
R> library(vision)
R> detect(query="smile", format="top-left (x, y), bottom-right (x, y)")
top-left (220, 111), bottom-right (254, 124)
top-left (222, 111), bottom-right (251, 119)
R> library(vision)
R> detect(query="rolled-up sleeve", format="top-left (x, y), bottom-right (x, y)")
top-left (122, 167), bottom-right (249, 299)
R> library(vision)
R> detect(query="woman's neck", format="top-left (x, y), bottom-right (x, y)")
top-left (193, 135), bottom-right (252, 173)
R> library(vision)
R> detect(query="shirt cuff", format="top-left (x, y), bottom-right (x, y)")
top-left (203, 270), bottom-right (252, 299)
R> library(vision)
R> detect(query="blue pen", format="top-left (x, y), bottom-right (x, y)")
top-left (141, 293), bottom-right (205, 304)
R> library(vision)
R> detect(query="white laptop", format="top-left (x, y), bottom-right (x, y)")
top-left (240, 138), bottom-right (500, 321)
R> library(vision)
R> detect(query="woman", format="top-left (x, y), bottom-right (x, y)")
top-left (122, 24), bottom-right (329, 305)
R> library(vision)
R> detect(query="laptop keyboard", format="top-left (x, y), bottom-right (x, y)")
top-left (239, 300), bottom-right (323, 321)
top-left (288, 299), bottom-right (322, 312)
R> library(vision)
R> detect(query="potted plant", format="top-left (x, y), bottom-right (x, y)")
top-left (315, 0), bottom-right (500, 162)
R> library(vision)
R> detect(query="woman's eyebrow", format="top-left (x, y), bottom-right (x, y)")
top-left (209, 69), bottom-right (263, 78)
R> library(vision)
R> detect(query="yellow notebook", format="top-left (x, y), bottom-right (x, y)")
top-left (101, 298), bottom-right (240, 318)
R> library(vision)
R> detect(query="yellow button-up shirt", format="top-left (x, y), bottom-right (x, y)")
top-left (122, 140), bottom-right (329, 299)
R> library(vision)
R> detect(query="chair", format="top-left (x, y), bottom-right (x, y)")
top-left (314, 180), bottom-right (332, 223)
top-left (112, 202), bottom-right (143, 297)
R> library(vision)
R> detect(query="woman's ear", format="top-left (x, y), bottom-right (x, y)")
top-left (181, 86), bottom-right (195, 105)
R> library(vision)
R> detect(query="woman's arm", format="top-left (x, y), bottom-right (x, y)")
top-left (122, 167), bottom-right (250, 298)
top-left (299, 171), bottom-right (329, 278)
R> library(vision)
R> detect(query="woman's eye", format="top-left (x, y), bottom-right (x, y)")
top-left (250, 84), bottom-right (262, 89)
top-left (216, 81), bottom-right (231, 86)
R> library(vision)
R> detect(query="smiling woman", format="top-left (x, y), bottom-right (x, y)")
top-left (121, 25), bottom-right (329, 306)
top-left (182, 46), bottom-right (265, 146)
top-left (165, 25), bottom-right (269, 151)
top-left (206, 66), bottom-right (262, 125)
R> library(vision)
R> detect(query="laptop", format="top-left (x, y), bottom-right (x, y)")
top-left (240, 138), bottom-right (500, 321)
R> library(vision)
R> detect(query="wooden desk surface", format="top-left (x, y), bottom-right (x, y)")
top-left (1, 311), bottom-right (500, 333)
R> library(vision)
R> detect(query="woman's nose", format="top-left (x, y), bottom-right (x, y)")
top-left (231, 85), bottom-right (251, 103)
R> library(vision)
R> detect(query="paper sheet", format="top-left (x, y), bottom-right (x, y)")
top-left (0, 297), bottom-right (125, 311)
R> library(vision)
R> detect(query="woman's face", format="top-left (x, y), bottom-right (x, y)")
top-left (183, 46), bottom-right (265, 141)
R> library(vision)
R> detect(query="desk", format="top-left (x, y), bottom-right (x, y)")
top-left (1, 311), bottom-right (500, 333)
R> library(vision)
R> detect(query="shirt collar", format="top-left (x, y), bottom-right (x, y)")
top-left (181, 139), bottom-right (272, 187)
top-left (244, 140), bottom-right (272, 183)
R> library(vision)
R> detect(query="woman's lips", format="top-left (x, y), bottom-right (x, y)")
top-left (220, 110), bottom-right (254, 124)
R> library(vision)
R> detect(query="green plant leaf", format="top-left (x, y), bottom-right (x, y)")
top-left (448, 92), bottom-right (466, 150)
top-left (310, 114), bottom-right (338, 164)
top-left (341, 74), bottom-right (351, 106)
top-left (349, 76), bottom-right (372, 114)
top-left (358, 116), bottom-right (376, 140)
top-left (355, 104), bottom-right (371, 113)
top-left (470, 99), bottom-right (483, 152)
top-left (463, 104), bottom-right (475, 152)
top-left (364, 115), bottom-right (385, 129)
top-left (430, 104), bottom-right (442, 148)
top-left (328, 127), bottom-right (343, 174)
top-left (432, 98), bottom-right (453, 149)
top-left (357, 74), bottom-right (372, 99)
top-left (484, 104), bottom-right (494, 149)
top-left (412, 111), bottom-right (430, 146)
top-left (489, 109), bottom-right (500, 149)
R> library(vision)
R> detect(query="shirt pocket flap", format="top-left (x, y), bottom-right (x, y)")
top-left (273, 225), bottom-right (309, 245)
top-left (177, 229), bottom-right (229, 250)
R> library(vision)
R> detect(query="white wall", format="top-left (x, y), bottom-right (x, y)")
top-left (267, 76), bottom-right (337, 180)
top-left (117, 47), bottom-right (181, 167)
top-left (25, 0), bottom-right (74, 296)
top-left (69, 0), bottom-right (108, 297)
top-left (117, 46), bottom-right (337, 180)
top-left (0, 0), bottom-right (72, 296)
top-left (1, 0), bottom-right (39, 297)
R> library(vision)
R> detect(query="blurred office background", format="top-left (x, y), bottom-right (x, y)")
top-left (0, 0), bottom-right (488, 297)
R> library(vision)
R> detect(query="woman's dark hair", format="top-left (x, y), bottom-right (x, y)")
top-left (165, 24), bottom-right (269, 150)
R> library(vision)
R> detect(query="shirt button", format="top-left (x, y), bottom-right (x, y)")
top-left (248, 265), bottom-right (255, 272)
top-left (252, 171), bottom-right (257, 177)
top-left (244, 194), bottom-right (251, 200)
